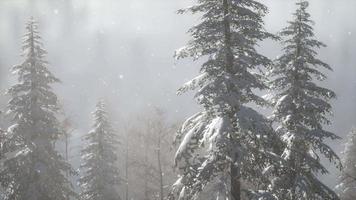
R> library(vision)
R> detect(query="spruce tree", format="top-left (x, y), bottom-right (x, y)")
top-left (170, 0), bottom-right (280, 199)
top-left (336, 129), bottom-right (356, 200)
top-left (267, 1), bottom-right (341, 199)
top-left (0, 18), bottom-right (77, 200)
top-left (79, 100), bottom-right (122, 200)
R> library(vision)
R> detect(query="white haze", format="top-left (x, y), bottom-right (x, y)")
top-left (0, 0), bottom-right (356, 189)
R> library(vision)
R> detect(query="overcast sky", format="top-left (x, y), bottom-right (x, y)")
top-left (1, 0), bottom-right (356, 188)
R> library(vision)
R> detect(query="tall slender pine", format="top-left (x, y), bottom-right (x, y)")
top-left (336, 129), bottom-right (356, 200)
top-left (79, 100), bottom-right (122, 200)
top-left (267, 1), bottom-right (341, 199)
top-left (0, 18), bottom-right (76, 200)
top-left (170, 0), bottom-right (280, 199)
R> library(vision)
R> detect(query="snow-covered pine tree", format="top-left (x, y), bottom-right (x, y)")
top-left (79, 100), bottom-right (122, 200)
top-left (336, 129), bottom-right (356, 200)
top-left (170, 0), bottom-right (280, 200)
top-left (267, 1), bottom-right (341, 199)
top-left (0, 18), bottom-right (77, 200)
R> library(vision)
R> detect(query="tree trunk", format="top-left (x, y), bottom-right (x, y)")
top-left (222, 0), bottom-right (241, 199)
top-left (231, 163), bottom-right (241, 200)
top-left (144, 136), bottom-right (149, 200)
top-left (125, 131), bottom-right (129, 200)
top-left (0, 129), bottom-right (4, 159)
top-left (223, 0), bottom-right (234, 73)
top-left (157, 130), bottom-right (164, 200)
top-left (65, 132), bottom-right (69, 176)
top-left (65, 132), bottom-right (69, 200)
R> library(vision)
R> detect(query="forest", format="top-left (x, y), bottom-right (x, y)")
top-left (0, 0), bottom-right (356, 200)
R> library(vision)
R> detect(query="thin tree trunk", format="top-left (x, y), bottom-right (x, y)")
top-left (125, 131), bottom-right (129, 200)
top-left (223, 0), bottom-right (234, 72)
top-left (65, 132), bottom-right (69, 200)
top-left (157, 130), bottom-right (164, 200)
top-left (222, 0), bottom-right (241, 199)
top-left (65, 132), bottom-right (69, 176)
top-left (0, 129), bottom-right (4, 159)
top-left (144, 135), bottom-right (149, 200)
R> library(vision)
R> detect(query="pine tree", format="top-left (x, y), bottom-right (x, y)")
top-left (267, 1), bottom-right (341, 199)
top-left (0, 18), bottom-right (77, 200)
top-left (79, 100), bottom-right (122, 200)
top-left (336, 129), bottom-right (356, 200)
top-left (170, 0), bottom-right (280, 199)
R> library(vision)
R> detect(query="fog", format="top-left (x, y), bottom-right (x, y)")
top-left (1, 0), bottom-right (356, 193)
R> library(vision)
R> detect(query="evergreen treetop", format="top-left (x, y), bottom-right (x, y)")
top-left (79, 100), bottom-right (122, 200)
top-left (266, 1), bottom-right (341, 199)
top-left (0, 17), bottom-right (76, 200)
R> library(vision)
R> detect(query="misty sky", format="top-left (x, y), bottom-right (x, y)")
top-left (1, 0), bottom-right (356, 188)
